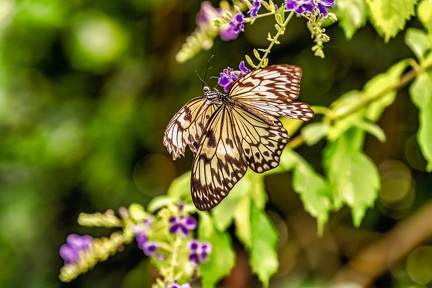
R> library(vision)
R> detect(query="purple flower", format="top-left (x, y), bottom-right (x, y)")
top-left (143, 241), bottom-right (158, 256)
top-left (169, 216), bottom-right (197, 237)
top-left (248, 0), bottom-right (262, 18)
top-left (285, 0), bottom-right (314, 14)
top-left (59, 234), bottom-right (93, 265)
top-left (169, 280), bottom-right (191, 288)
top-left (316, 0), bottom-right (335, 17)
top-left (220, 13), bottom-right (244, 41)
top-left (285, 0), bottom-right (335, 17)
top-left (196, 1), bottom-right (222, 27)
top-left (135, 232), bottom-right (148, 250)
top-left (188, 239), bottom-right (211, 267)
top-left (218, 61), bottom-right (250, 92)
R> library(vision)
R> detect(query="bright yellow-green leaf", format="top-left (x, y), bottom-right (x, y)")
top-left (335, 0), bottom-right (367, 39)
top-left (289, 150), bottom-right (331, 234)
top-left (363, 60), bottom-right (410, 121)
top-left (366, 0), bottom-right (417, 42)
top-left (323, 128), bottom-right (380, 226)
top-left (417, 0), bottom-right (432, 33)
top-left (405, 28), bottom-right (431, 60)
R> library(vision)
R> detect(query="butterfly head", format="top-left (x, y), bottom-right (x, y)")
top-left (203, 86), bottom-right (224, 103)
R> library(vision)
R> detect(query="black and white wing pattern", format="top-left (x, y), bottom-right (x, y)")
top-left (163, 64), bottom-right (314, 211)
top-left (230, 64), bottom-right (314, 121)
top-left (191, 105), bottom-right (289, 211)
top-left (163, 97), bottom-right (219, 160)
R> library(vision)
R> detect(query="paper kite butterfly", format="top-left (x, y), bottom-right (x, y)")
top-left (163, 64), bottom-right (314, 211)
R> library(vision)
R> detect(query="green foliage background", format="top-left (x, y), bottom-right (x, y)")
top-left (0, 0), bottom-right (432, 287)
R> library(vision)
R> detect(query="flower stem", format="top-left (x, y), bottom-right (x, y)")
top-left (257, 11), bottom-right (295, 67)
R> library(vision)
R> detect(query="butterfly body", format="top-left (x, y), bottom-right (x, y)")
top-left (164, 64), bottom-right (314, 211)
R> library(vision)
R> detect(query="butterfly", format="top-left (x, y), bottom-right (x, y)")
top-left (163, 64), bottom-right (314, 211)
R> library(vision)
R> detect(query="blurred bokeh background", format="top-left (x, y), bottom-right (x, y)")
top-left (1, 0), bottom-right (431, 287)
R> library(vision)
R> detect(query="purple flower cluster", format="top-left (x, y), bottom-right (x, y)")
top-left (59, 234), bottom-right (93, 265)
top-left (188, 239), bottom-right (211, 267)
top-left (195, 1), bottom-right (264, 42)
top-left (220, 13), bottom-right (245, 41)
top-left (132, 217), bottom-right (159, 256)
top-left (218, 61), bottom-right (251, 92)
top-left (285, 0), bottom-right (335, 17)
top-left (169, 216), bottom-right (197, 237)
top-left (196, 2), bottom-right (222, 28)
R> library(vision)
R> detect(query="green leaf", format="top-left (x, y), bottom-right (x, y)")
top-left (409, 72), bottom-right (432, 171)
top-left (363, 60), bottom-right (410, 121)
top-left (147, 196), bottom-right (176, 213)
top-left (405, 28), bottom-right (431, 60)
top-left (277, 4), bottom-right (285, 23)
top-left (335, 0), bottom-right (368, 39)
top-left (354, 120), bottom-right (387, 142)
top-left (366, 0), bottom-right (417, 42)
top-left (246, 171), bottom-right (267, 209)
top-left (327, 90), bottom-right (365, 141)
top-left (289, 150), bottom-right (331, 234)
top-left (234, 196), bottom-right (252, 248)
top-left (301, 122), bottom-right (330, 145)
top-left (323, 128), bottom-right (380, 226)
top-left (166, 171), bottom-right (190, 198)
top-left (249, 202), bottom-right (278, 287)
top-left (198, 213), bottom-right (235, 288)
top-left (417, 0), bottom-right (432, 33)
top-left (211, 177), bottom-right (248, 231)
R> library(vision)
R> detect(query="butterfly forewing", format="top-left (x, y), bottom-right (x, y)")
top-left (191, 106), bottom-right (247, 211)
top-left (163, 97), bottom-right (219, 159)
top-left (230, 64), bottom-right (314, 121)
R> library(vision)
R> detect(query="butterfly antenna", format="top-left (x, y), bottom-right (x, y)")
top-left (197, 55), bottom-right (215, 88)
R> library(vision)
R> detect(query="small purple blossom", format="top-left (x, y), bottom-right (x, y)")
top-left (169, 280), bottom-right (191, 288)
top-left (220, 13), bottom-right (244, 41)
top-left (135, 232), bottom-right (148, 250)
top-left (248, 0), bottom-right (262, 18)
top-left (59, 234), bottom-right (93, 265)
top-left (188, 239), bottom-right (211, 266)
top-left (143, 241), bottom-right (158, 256)
top-left (196, 1), bottom-right (222, 27)
top-left (169, 216), bottom-right (197, 237)
top-left (285, 0), bottom-right (335, 17)
top-left (316, 0), bottom-right (335, 17)
top-left (285, 0), bottom-right (314, 14)
top-left (218, 61), bottom-right (251, 92)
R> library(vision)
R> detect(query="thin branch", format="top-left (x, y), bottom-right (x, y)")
top-left (331, 200), bottom-right (432, 287)
top-left (289, 60), bottom-right (432, 148)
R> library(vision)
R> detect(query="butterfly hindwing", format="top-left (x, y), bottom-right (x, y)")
top-left (191, 105), bottom-right (290, 210)
top-left (163, 97), bottom-right (219, 159)
top-left (191, 106), bottom-right (247, 211)
top-left (230, 64), bottom-right (314, 121)
top-left (230, 106), bottom-right (289, 173)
